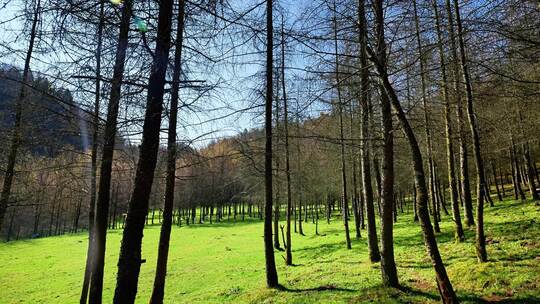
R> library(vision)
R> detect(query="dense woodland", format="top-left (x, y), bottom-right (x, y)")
top-left (0, 0), bottom-right (539, 303)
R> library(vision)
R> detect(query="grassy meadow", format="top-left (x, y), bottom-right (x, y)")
top-left (0, 198), bottom-right (539, 303)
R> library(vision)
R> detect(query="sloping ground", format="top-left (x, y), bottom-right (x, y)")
top-left (0, 198), bottom-right (539, 303)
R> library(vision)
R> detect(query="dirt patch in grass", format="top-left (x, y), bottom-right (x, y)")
top-left (520, 240), bottom-right (539, 249)
top-left (408, 278), bottom-right (432, 291)
top-left (481, 294), bottom-right (512, 302)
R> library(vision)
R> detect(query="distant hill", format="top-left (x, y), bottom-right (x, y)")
top-left (0, 65), bottom-right (87, 156)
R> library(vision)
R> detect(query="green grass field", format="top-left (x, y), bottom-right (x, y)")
top-left (1, 199), bottom-right (539, 303)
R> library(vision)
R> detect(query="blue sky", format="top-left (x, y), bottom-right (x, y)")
top-left (0, 0), bottom-right (274, 149)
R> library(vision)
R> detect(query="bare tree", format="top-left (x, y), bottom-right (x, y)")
top-left (357, 0), bottom-right (380, 263)
top-left (263, 0), bottom-right (279, 289)
top-left (444, 0), bottom-right (474, 227)
top-left (149, 0), bottom-right (186, 302)
top-left (0, 0), bottom-right (41, 231)
top-left (88, 1), bottom-right (133, 302)
top-left (431, 0), bottom-right (465, 242)
top-left (331, 0), bottom-right (351, 250)
top-left (372, 0), bottom-right (397, 286)
top-left (452, 0), bottom-right (487, 262)
top-left (113, 0), bottom-right (176, 300)
top-left (281, 16), bottom-right (293, 266)
top-left (369, 0), bottom-right (457, 301)
top-left (80, 1), bottom-right (105, 301)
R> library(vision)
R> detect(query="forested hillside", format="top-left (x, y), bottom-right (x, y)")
top-left (0, 66), bottom-right (85, 156)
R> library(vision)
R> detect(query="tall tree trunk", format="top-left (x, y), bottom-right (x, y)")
top-left (273, 68), bottom-right (282, 250)
top-left (413, 183), bottom-right (418, 222)
top-left (498, 164), bottom-right (506, 198)
top-left (509, 149), bottom-right (519, 200)
top-left (0, 0), bottom-right (40, 231)
top-left (113, 0), bottom-right (175, 301)
top-left (522, 144), bottom-right (539, 200)
top-left (111, 183), bottom-right (119, 229)
top-left (331, 0), bottom-right (352, 250)
top-left (452, 0), bottom-right (487, 262)
top-left (413, 0), bottom-right (439, 233)
top-left (88, 2), bottom-right (132, 303)
top-left (445, 0), bottom-right (474, 228)
top-left (81, 15), bottom-right (101, 285)
top-left (32, 192), bottom-right (42, 235)
top-left (369, 1), bottom-right (458, 301)
top-left (533, 157), bottom-right (540, 187)
top-left (511, 137), bottom-right (526, 200)
top-left (273, 199), bottom-right (281, 248)
top-left (357, 0), bottom-right (380, 262)
top-left (517, 110), bottom-right (540, 199)
top-left (263, 0), bottom-right (279, 288)
top-left (349, 105), bottom-right (361, 239)
top-left (432, 0), bottom-right (464, 241)
top-left (370, 46), bottom-right (459, 304)
top-left (281, 17), bottom-right (293, 266)
top-left (150, 0), bottom-right (186, 302)
top-left (373, 0), bottom-right (397, 286)
top-left (491, 161), bottom-right (503, 201)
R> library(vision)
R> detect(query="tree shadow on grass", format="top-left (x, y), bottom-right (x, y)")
top-left (398, 284), bottom-right (540, 303)
top-left (273, 280), bottom-right (540, 303)
top-left (395, 284), bottom-right (532, 304)
top-left (278, 284), bottom-right (356, 293)
top-left (484, 297), bottom-right (540, 304)
top-left (396, 285), bottom-right (440, 301)
top-left (392, 216), bottom-right (539, 252)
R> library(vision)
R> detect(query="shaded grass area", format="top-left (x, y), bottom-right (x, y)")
top-left (0, 199), bottom-right (539, 303)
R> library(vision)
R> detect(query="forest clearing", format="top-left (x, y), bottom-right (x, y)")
top-left (1, 198), bottom-right (539, 303)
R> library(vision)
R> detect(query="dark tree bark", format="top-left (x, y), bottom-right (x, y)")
top-left (510, 148), bottom-right (519, 200)
top-left (445, 0), bottom-right (474, 228)
top-left (369, 49), bottom-right (459, 304)
top-left (281, 17), bottom-right (293, 266)
top-left (533, 158), bottom-right (540, 188)
top-left (332, 0), bottom-right (352, 250)
top-left (349, 105), bottom-right (361, 239)
top-left (511, 137), bottom-right (526, 201)
top-left (373, 156), bottom-right (382, 216)
top-left (436, 175), bottom-right (450, 216)
top-left (113, 0), bottom-right (175, 301)
top-left (483, 175), bottom-right (494, 207)
top-left (373, 0), bottom-right (397, 286)
top-left (369, 1), bottom-right (458, 301)
top-left (413, 0), bottom-right (439, 234)
top-left (0, 0), bottom-right (40, 231)
top-left (32, 191), bottom-right (42, 235)
top-left (149, 0), bottom-right (186, 302)
top-left (413, 183), bottom-right (418, 222)
top-left (88, 1), bottom-right (132, 303)
top-left (273, 199), bottom-right (281, 249)
top-left (491, 161), bottom-right (503, 201)
top-left (357, 0), bottom-right (380, 263)
top-left (498, 164), bottom-right (506, 198)
top-left (273, 68), bottom-right (282, 251)
top-left (522, 142), bottom-right (539, 200)
top-left (432, 0), bottom-right (464, 241)
top-left (452, 0), bottom-right (487, 262)
top-left (111, 183), bottom-right (119, 229)
top-left (263, 0), bottom-right (279, 289)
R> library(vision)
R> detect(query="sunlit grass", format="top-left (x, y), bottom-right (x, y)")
top-left (0, 198), bottom-right (539, 303)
